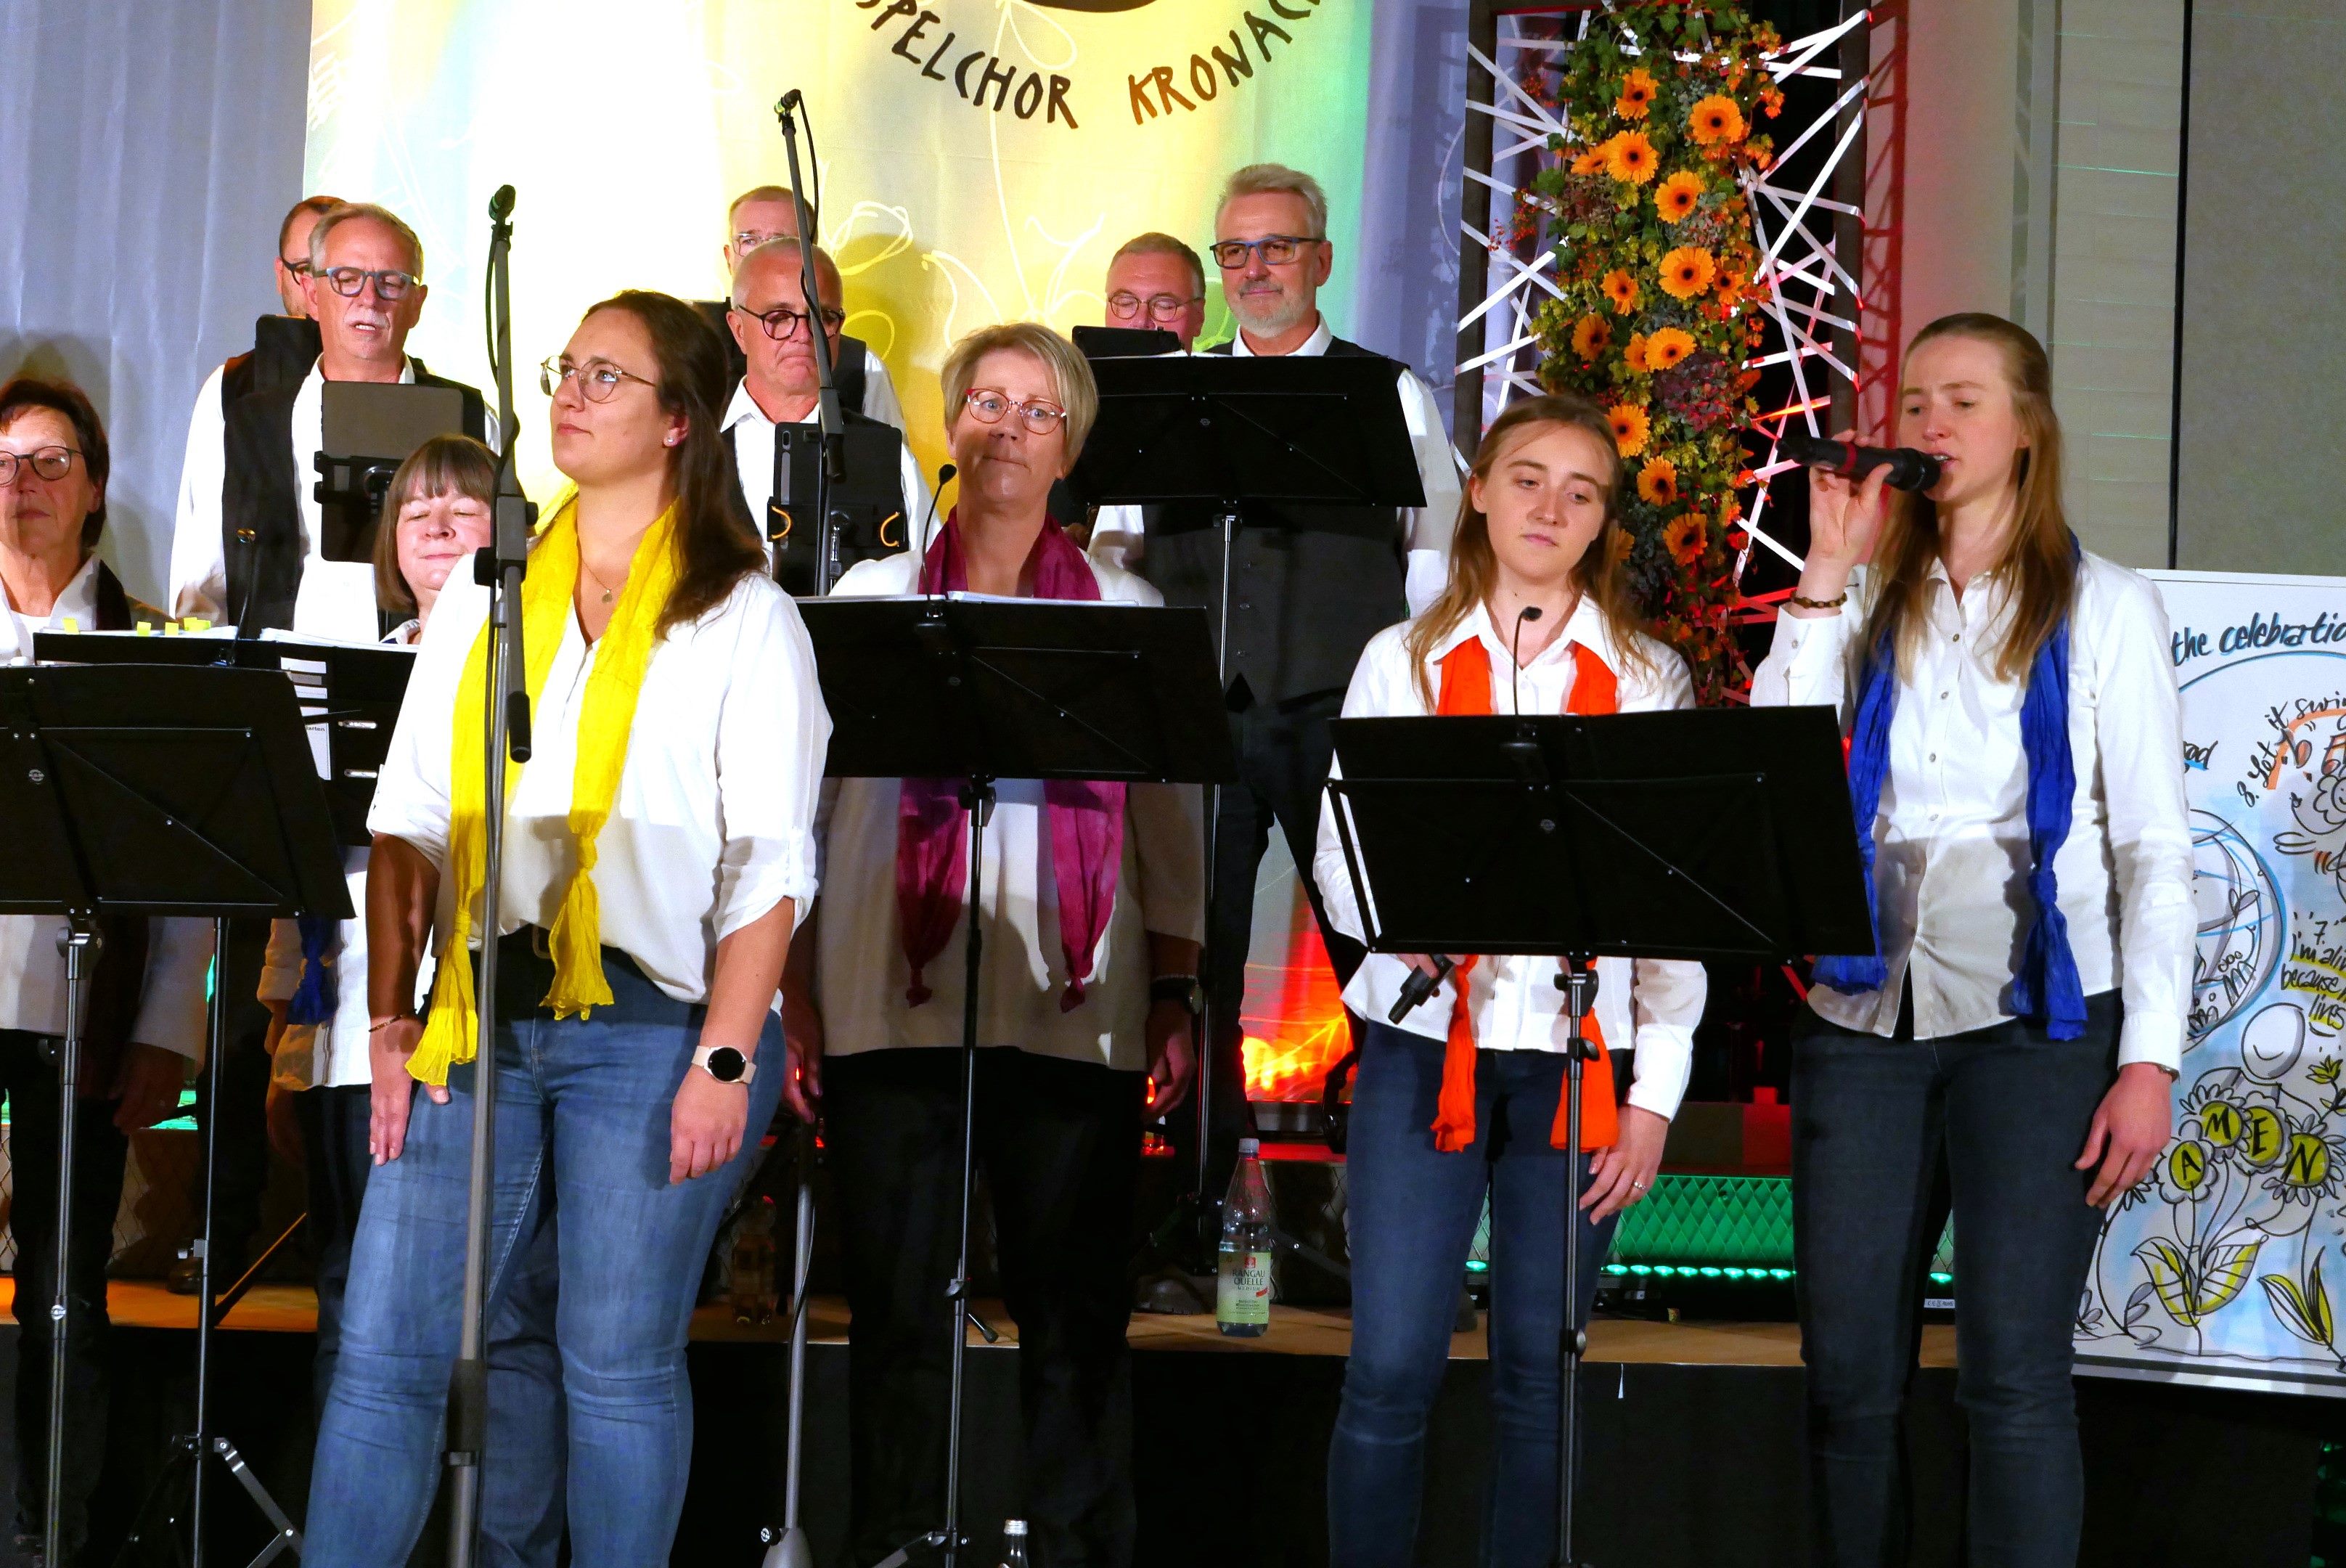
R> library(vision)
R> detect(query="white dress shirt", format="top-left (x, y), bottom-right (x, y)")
top-left (0, 557), bottom-right (213, 1057)
top-left (367, 560), bottom-right (831, 1005)
top-left (170, 356), bottom-right (499, 644)
top-left (853, 352), bottom-right (908, 435)
top-left (1312, 597), bottom-right (1707, 1122)
top-left (812, 553), bottom-right (1208, 1071)
top-left (722, 380), bottom-right (935, 564)
top-left (1749, 550), bottom-right (2194, 1069)
top-left (1087, 317), bottom-right (1463, 616)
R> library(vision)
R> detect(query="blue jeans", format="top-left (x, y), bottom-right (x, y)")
top-left (303, 937), bottom-right (782, 1568)
top-left (1328, 1023), bottom-right (1619, 1568)
top-left (1793, 992), bottom-right (2118, 1568)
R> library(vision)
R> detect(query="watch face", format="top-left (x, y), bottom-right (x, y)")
top-left (706, 1046), bottom-right (747, 1083)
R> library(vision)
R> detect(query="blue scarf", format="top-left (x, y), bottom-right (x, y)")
top-left (286, 916), bottom-right (340, 1026)
top-left (1812, 573), bottom-right (2087, 1040)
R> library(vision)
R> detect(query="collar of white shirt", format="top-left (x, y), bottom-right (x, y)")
top-left (2, 554), bottom-right (103, 663)
top-left (1227, 314), bottom-right (1333, 359)
top-left (723, 376), bottom-right (800, 433)
top-left (1423, 593), bottom-right (1629, 684)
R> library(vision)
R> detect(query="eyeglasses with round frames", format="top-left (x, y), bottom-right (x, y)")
top-left (735, 302), bottom-right (847, 342)
top-left (322, 265), bottom-right (419, 301)
top-left (539, 356), bottom-right (658, 404)
top-left (1207, 234), bottom-right (1325, 270)
top-left (0, 447), bottom-right (81, 487)
top-left (1106, 291), bottom-right (1203, 324)
top-left (732, 229), bottom-right (793, 254)
top-left (961, 388), bottom-right (1067, 436)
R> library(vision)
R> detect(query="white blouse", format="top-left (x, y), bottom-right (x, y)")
top-left (812, 552), bottom-right (1206, 1073)
top-left (1312, 597), bottom-right (1708, 1123)
top-left (367, 559), bottom-right (831, 1005)
top-left (1749, 550), bottom-right (2193, 1069)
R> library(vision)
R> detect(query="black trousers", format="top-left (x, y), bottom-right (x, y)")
top-left (1792, 991), bottom-right (2120, 1568)
top-left (184, 919), bottom-right (271, 1273)
top-left (294, 1082), bottom-right (372, 1417)
top-left (825, 1047), bottom-right (1145, 1568)
top-left (1185, 691), bottom-right (1368, 1201)
top-left (0, 1029), bottom-right (130, 1553)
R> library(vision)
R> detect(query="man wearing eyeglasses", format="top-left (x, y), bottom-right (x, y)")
top-left (722, 239), bottom-right (930, 580)
top-left (698, 184), bottom-right (908, 438)
top-left (169, 201), bottom-right (492, 642)
top-left (1092, 163), bottom-right (1462, 1226)
top-left (1103, 232), bottom-right (1207, 351)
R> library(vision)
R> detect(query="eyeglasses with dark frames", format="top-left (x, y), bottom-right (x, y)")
top-left (961, 388), bottom-right (1067, 436)
top-left (1207, 234), bottom-right (1325, 270)
top-left (733, 302), bottom-right (847, 342)
top-left (0, 447), bottom-right (81, 486)
top-left (322, 265), bottom-right (419, 301)
top-left (1106, 291), bottom-right (1204, 323)
top-left (279, 256), bottom-right (313, 277)
top-left (539, 356), bottom-right (658, 404)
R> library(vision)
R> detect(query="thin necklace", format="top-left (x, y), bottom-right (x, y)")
top-left (580, 554), bottom-right (621, 605)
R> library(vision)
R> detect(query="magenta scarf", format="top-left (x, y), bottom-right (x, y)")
top-left (895, 513), bottom-right (1127, 1011)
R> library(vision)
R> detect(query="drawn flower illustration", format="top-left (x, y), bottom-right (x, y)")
top-left (2261, 1245), bottom-right (2346, 1368)
top-left (2264, 1119), bottom-right (2346, 1208)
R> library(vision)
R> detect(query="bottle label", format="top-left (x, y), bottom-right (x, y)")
top-left (1217, 1249), bottom-right (1272, 1324)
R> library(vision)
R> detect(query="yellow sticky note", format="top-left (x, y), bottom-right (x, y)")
top-left (60, 617), bottom-right (78, 634)
top-left (136, 621), bottom-right (154, 634)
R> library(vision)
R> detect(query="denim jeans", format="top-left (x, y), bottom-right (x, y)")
top-left (303, 936), bottom-right (782, 1568)
top-left (1792, 992), bottom-right (2119, 1568)
top-left (1328, 1023), bottom-right (1619, 1568)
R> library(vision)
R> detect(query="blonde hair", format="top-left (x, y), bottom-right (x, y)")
top-left (308, 202), bottom-right (425, 277)
top-left (1218, 163), bottom-right (1328, 238)
top-left (1110, 232), bottom-right (1206, 298)
top-left (1860, 313), bottom-right (2076, 683)
top-left (939, 322), bottom-right (1099, 462)
top-left (1405, 394), bottom-right (1656, 706)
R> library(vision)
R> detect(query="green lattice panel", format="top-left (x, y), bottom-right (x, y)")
top-left (1609, 1172), bottom-right (1794, 1270)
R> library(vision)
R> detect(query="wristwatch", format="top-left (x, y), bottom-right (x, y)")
top-left (1150, 975), bottom-right (1205, 1018)
top-left (692, 1045), bottom-right (757, 1085)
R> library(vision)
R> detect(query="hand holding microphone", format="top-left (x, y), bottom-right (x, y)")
top-left (1787, 428), bottom-right (1903, 612)
top-left (1389, 953), bottom-right (1458, 1023)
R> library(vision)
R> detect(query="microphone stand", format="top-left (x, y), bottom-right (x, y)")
top-left (446, 181), bottom-right (533, 1568)
top-left (773, 90), bottom-right (848, 595)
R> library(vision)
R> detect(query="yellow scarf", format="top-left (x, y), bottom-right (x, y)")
top-left (407, 494), bottom-right (682, 1086)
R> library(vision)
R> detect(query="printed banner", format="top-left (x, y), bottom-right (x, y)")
top-left (2078, 569), bottom-right (2346, 1395)
top-left (303, 0), bottom-right (1375, 490)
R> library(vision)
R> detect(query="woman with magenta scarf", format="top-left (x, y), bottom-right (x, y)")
top-left (780, 322), bottom-right (1205, 1568)
top-left (1752, 313), bottom-right (2191, 1568)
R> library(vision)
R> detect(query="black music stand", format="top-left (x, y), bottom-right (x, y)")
top-left (0, 664), bottom-right (350, 1568)
top-left (1325, 704), bottom-right (1871, 1568)
top-left (797, 595), bottom-right (1233, 1568)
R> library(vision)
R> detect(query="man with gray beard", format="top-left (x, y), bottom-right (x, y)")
top-left (1090, 163), bottom-right (1460, 1228)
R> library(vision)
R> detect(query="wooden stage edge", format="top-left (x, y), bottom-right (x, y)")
top-left (0, 1278), bottom-right (1956, 1370)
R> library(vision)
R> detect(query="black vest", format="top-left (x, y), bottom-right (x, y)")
top-left (221, 358), bottom-right (486, 632)
top-left (79, 562), bottom-right (153, 1090)
top-left (219, 315), bottom-right (322, 409)
top-left (1137, 335), bottom-right (1411, 707)
top-left (693, 299), bottom-right (871, 416)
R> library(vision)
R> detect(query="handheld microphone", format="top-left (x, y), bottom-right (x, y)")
top-left (915, 463), bottom-right (955, 562)
top-left (1780, 429), bottom-right (1942, 494)
top-left (1389, 955), bottom-right (1457, 1024)
top-left (487, 184), bottom-right (516, 222)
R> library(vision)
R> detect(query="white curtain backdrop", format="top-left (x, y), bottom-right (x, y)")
top-left (0, 0), bottom-right (312, 603)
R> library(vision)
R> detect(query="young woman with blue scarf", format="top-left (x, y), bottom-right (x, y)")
top-left (1753, 314), bottom-right (2191, 1568)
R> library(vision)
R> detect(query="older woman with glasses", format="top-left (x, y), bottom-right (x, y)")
top-left (779, 322), bottom-right (1205, 1566)
top-left (302, 291), bottom-right (829, 1567)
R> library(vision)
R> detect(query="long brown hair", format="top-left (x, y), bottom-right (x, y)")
top-left (1859, 313), bottom-right (2075, 682)
top-left (1405, 393), bottom-right (1654, 706)
top-left (578, 290), bottom-right (764, 634)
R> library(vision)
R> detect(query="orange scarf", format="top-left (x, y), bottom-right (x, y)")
top-left (1428, 633), bottom-right (1619, 1153)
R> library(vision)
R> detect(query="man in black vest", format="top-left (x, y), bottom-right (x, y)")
top-left (168, 200), bottom-right (489, 639)
top-left (722, 239), bottom-right (930, 579)
top-left (1092, 165), bottom-right (1461, 1209)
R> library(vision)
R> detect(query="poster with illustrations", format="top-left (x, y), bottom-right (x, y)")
top-left (2077, 569), bottom-right (2346, 1395)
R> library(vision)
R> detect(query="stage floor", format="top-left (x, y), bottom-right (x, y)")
top-left (13, 1278), bottom-right (1958, 1370)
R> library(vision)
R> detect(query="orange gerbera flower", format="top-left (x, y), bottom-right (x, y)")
top-left (1607, 401), bottom-right (1652, 457)
top-left (1615, 68), bottom-right (1659, 121)
top-left (1659, 246), bottom-right (1718, 301)
top-left (1688, 94), bottom-right (1747, 147)
top-left (1624, 333), bottom-right (1651, 374)
top-left (1654, 170), bottom-right (1705, 223)
top-left (1571, 146), bottom-right (1609, 177)
top-left (1601, 268), bottom-right (1641, 314)
top-left (1637, 457), bottom-right (1680, 506)
top-left (1646, 326), bottom-right (1696, 369)
top-left (1663, 513), bottom-right (1709, 565)
top-left (1570, 314), bottom-right (1612, 360)
top-left (1603, 130), bottom-right (1660, 186)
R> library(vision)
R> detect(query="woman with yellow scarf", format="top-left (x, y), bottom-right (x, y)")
top-left (301, 290), bottom-right (830, 1567)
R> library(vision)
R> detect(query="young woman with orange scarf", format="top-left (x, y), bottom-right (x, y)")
top-left (1312, 394), bottom-right (1707, 1567)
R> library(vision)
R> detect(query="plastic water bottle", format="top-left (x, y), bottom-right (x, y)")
top-left (730, 1195), bottom-right (778, 1326)
top-left (997, 1518), bottom-right (1031, 1567)
top-left (1216, 1138), bottom-right (1275, 1337)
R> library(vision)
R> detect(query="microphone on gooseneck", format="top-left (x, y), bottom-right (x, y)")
top-left (1511, 604), bottom-right (1543, 717)
top-left (915, 463), bottom-right (955, 565)
top-left (1778, 429), bottom-right (1943, 494)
